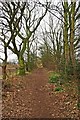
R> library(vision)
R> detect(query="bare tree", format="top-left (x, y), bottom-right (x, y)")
top-left (0, 1), bottom-right (50, 75)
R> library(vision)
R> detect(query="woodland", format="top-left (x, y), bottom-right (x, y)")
top-left (0, 0), bottom-right (80, 119)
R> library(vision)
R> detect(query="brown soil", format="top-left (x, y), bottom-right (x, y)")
top-left (2, 68), bottom-right (79, 119)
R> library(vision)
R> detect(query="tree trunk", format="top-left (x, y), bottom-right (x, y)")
top-left (2, 62), bottom-right (7, 79)
top-left (27, 40), bottom-right (30, 71)
top-left (18, 56), bottom-right (25, 75)
top-left (70, 2), bottom-right (76, 76)
top-left (63, 1), bottom-right (69, 74)
top-left (2, 46), bottom-right (7, 79)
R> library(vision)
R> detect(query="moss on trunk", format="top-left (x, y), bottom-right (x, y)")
top-left (18, 56), bottom-right (25, 75)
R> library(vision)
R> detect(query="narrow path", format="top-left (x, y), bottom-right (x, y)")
top-left (3, 68), bottom-right (53, 118)
top-left (2, 68), bottom-right (79, 119)
top-left (28, 68), bottom-right (52, 118)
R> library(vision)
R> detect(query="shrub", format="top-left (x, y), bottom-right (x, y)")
top-left (54, 87), bottom-right (63, 92)
top-left (59, 59), bottom-right (74, 79)
top-left (77, 103), bottom-right (80, 109)
top-left (49, 72), bottom-right (60, 84)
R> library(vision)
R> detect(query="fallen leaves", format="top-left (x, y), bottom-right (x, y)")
top-left (2, 68), bottom-right (79, 118)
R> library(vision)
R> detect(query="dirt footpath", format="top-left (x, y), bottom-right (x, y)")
top-left (2, 68), bottom-right (79, 119)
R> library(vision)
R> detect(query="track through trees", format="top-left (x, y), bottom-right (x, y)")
top-left (2, 68), bottom-right (79, 119)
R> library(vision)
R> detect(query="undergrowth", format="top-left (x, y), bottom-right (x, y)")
top-left (48, 72), bottom-right (64, 92)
